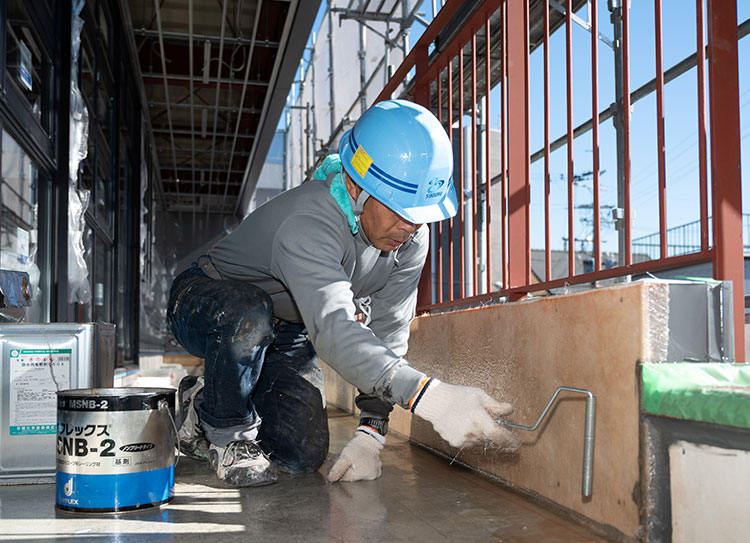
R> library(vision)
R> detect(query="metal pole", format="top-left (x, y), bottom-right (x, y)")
top-left (54, 0), bottom-right (72, 321)
top-left (591, 0), bottom-right (601, 271)
top-left (655, 0), bottom-right (667, 259)
top-left (414, 46), bottom-right (431, 307)
top-left (471, 32), bottom-right (478, 296)
top-left (544, 0), bottom-right (551, 281)
top-left (566, 0), bottom-right (575, 277)
top-left (204, 0), bottom-right (228, 219)
top-left (359, 17), bottom-right (368, 112)
top-left (484, 15), bottom-right (491, 294)
top-left (707, 0), bottom-right (744, 362)
top-left (478, 96), bottom-right (487, 294)
top-left (189, 0), bottom-right (196, 229)
top-left (506, 0), bottom-right (531, 290)
top-left (401, 0), bottom-right (410, 54)
top-left (327, 1), bottom-right (336, 136)
top-left (458, 48), bottom-right (465, 297)
top-left (306, 102), bottom-right (312, 177)
top-left (463, 125), bottom-right (473, 297)
top-left (431, 224), bottom-right (438, 304)
top-left (384, 21), bottom-right (391, 88)
top-left (311, 44), bottom-right (318, 161)
top-left (283, 109), bottom-right (289, 190)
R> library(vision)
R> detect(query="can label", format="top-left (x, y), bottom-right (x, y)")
top-left (56, 410), bottom-right (173, 475)
top-left (9, 349), bottom-right (71, 435)
top-left (56, 404), bottom-right (175, 511)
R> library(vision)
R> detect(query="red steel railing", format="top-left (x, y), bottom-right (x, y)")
top-left (377, 0), bottom-right (745, 361)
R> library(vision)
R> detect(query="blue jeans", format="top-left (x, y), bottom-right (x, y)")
top-left (167, 263), bottom-right (329, 472)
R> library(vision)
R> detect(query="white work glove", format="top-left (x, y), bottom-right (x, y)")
top-left (412, 379), bottom-right (519, 449)
top-left (326, 431), bottom-right (384, 483)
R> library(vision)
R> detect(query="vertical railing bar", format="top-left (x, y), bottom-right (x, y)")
top-left (448, 56), bottom-right (455, 302)
top-left (501, 1), bottom-right (508, 290)
top-left (413, 45), bottom-right (432, 309)
top-left (655, 0), bottom-right (667, 259)
top-left (427, 76), bottom-right (436, 306)
top-left (591, 0), bottom-right (601, 271)
top-left (413, 46), bottom-right (431, 309)
top-left (459, 43), bottom-right (466, 298)
top-left (437, 67), bottom-right (444, 304)
top-left (544, 0), bottom-right (551, 281)
top-left (524, 0), bottom-right (531, 286)
top-left (565, 0), bottom-right (575, 277)
top-left (622, 0), bottom-right (632, 265)
top-left (696, 0), bottom-right (709, 252)
top-left (485, 14), bottom-right (492, 294)
top-left (707, 0), bottom-right (744, 362)
top-left (472, 31), bottom-right (479, 296)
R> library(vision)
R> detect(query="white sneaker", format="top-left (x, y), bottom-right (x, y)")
top-left (209, 440), bottom-right (279, 487)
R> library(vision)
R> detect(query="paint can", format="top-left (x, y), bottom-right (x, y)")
top-left (55, 388), bottom-right (176, 513)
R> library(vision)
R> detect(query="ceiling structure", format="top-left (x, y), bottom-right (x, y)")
top-left (125, 0), bottom-right (320, 219)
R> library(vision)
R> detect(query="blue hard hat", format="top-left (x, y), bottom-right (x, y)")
top-left (338, 99), bottom-right (457, 224)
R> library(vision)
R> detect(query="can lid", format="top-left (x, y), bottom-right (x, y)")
top-left (57, 388), bottom-right (175, 412)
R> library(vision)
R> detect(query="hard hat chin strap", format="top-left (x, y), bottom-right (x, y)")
top-left (353, 189), bottom-right (370, 217)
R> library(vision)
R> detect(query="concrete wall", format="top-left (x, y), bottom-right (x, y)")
top-left (669, 441), bottom-right (750, 543)
top-left (323, 280), bottom-right (673, 540)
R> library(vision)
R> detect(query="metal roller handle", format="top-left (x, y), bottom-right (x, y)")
top-left (498, 386), bottom-right (596, 498)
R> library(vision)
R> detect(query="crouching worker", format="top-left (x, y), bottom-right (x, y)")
top-left (167, 99), bottom-right (519, 488)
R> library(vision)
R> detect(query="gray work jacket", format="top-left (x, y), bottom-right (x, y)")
top-left (208, 175), bottom-right (427, 416)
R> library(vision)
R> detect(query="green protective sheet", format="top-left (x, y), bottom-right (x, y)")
top-left (641, 363), bottom-right (750, 429)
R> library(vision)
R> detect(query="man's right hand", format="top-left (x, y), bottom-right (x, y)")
top-left (412, 379), bottom-right (519, 449)
top-left (326, 431), bottom-right (384, 483)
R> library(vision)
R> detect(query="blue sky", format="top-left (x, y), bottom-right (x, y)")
top-left (281, 0), bottom-right (749, 255)
top-left (523, 0), bottom-right (750, 254)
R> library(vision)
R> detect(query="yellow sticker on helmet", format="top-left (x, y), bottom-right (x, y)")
top-left (350, 145), bottom-right (373, 179)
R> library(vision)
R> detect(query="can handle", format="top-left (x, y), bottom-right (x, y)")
top-left (159, 399), bottom-right (180, 469)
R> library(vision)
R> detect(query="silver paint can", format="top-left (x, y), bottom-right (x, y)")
top-left (55, 388), bottom-right (176, 513)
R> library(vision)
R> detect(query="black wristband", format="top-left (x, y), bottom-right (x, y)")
top-left (359, 417), bottom-right (388, 436)
top-left (410, 377), bottom-right (434, 413)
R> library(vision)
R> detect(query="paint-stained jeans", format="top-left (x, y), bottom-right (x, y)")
top-left (167, 262), bottom-right (329, 472)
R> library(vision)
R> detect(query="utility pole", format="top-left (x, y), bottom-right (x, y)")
top-left (609, 0), bottom-right (627, 267)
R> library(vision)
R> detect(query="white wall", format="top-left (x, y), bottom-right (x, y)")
top-left (670, 441), bottom-right (750, 543)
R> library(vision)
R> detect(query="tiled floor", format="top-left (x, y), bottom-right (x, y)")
top-left (0, 408), bottom-right (610, 542)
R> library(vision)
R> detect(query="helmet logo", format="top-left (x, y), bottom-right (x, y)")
top-left (425, 178), bottom-right (445, 198)
top-left (350, 145), bottom-right (373, 179)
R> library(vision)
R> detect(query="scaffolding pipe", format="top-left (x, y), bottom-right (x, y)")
top-left (218, 0), bottom-right (264, 214)
top-left (283, 108), bottom-right (290, 190)
top-left (292, 0), bottom-right (422, 178)
top-left (306, 102), bottom-right (312, 175)
top-left (153, 0), bottom-right (181, 220)
top-left (401, 0), bottom-right (410, 54)
top-left (328, 1), bottom-right (336, 135)
top-left (310, 41), bottom-right (318, 165)
top-left (384, 21), bottom-right (391, 88)
top-left (189, 0), bottom-right (196, 227)
top-left (501, 386), bottom-right (596, 498)
top-left (358, 14), bottom-right (368, 112)
top-left (203, 0), bottom-right (229, 219)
